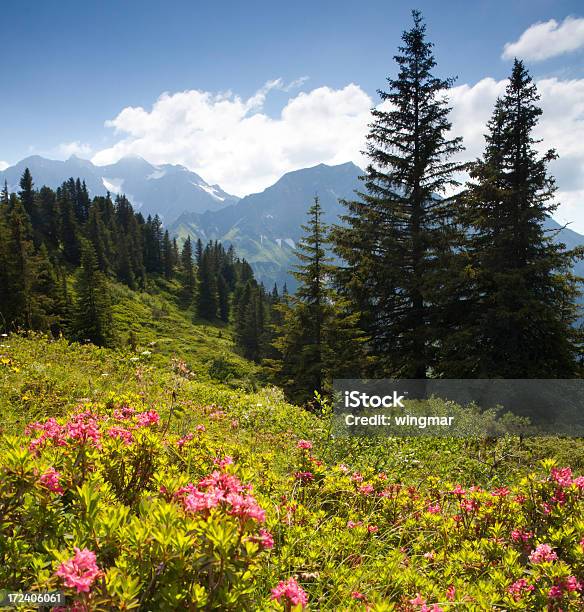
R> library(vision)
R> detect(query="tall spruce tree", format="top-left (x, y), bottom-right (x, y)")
top-left (441, 60), bottom-right (583, 377)
top-left (332, 10), bottom-right (464, 378)
top-left (267, 197), bottom-right (363, 403)
top-left (197, 245), bottom-right (218, 319)
top-left (73, 243), bottom-right (115, 346)
top-left (180, 236), bottom-right (196, 306)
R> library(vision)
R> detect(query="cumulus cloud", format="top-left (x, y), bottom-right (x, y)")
top-left (92, 80), bottom-right (371, 195)
top-left (57, 141), bottom-right (93, 159)
top-left (92, 75), bottom-right (584, 230)
top-left (0, 161), bottom-right (9, 171)
top-left (502, 16), bottom-right (584, 61)
top-left (448, 77), bottom-right (584, 229)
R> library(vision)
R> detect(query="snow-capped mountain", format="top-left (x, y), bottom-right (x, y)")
top-left (0, 155), bottom-right (238, 223)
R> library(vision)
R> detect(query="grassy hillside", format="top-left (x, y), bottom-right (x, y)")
top-left (110, 276), bottom-right (259, 385)
top-left (1, 335), bottom-right (584, 610)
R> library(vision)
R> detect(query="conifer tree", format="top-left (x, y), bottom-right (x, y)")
top-left (162, 230), bottom-right (174, 279)
top-left (73, 242), bottom-right (115, 347)
top-left (441, 60), bottom-right (583, 377)
top-left (180, 236), bottom-right (196, 306)
top-left (332, 10), bottom-right (464, 379)
top-left (197, 245), bottom-right (218, 319)
top-left (268, 197), bottom-right (363, 403)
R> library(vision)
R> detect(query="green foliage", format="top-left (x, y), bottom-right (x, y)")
top-left (1, 340), bottom-right (584, 609)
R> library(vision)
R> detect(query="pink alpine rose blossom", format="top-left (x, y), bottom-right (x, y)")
top-left (271, 577), bottom-right (308, 608)
top-left (55, 547), bottom-right (101, 593)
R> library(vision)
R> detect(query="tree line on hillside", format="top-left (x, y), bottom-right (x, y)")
top-left (0, 174), bottom-right (278, 353)
top-left (264, 11), bottom-right (583, 404)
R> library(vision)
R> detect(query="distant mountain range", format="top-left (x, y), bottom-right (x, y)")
top-left (0, 155), bottom-right (238, 223)
top-left (1, 155), bottom-right (583, 295)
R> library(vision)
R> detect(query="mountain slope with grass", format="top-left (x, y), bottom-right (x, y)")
top-left (1, 333), bottom-right (584, 610)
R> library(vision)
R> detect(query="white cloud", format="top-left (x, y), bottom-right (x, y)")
top-left (0, 161), bottom-right (9, 171)
top-left (57, 141), bottom-right (93, 159)
top-left (447, 77), bottom-right (584, 231)
top-left (502, 16), bottom-right (584, 61)
top-left (92, 80), bottom-right (371, 196)
top-left (92, 75), bottom-right (584, 232)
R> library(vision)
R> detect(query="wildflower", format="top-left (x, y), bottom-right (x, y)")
top-left (359, 483), bottom-right (374, 495)
top-left (39, 467), bottom-right (64, 495)
top-left (213, 455), bottom-right (234, 469)
top-left (351, 591), bottom-right (365, 600)
top-left (565, 576), bottom-right (582, 592)
top-left (250, 528), bottom-right (274, 549)
top-left (508, 578), bottom-right (534, 600)
top-left (294, 471), bottom-right (314, 483)
top-left (446, 585), bottom-right (456, 601)
top-left (548, 585), bottom-right (563, 599)
top-left (551, 466), bottom-right (572, 487)
top-left (367, 524), bottom-right (379, 533)
top-left (351, 472), bottom-right (364, 483)
top-left (107, 426), bottom-right (134, 445)
top-left (491, 487), bottom-right (510, 497)
top-left (528, 543), bottom-right (557, 564)
top-left (177, 433), bottom-right (194, 448)
top-left (230, 419), bottom-right (239, 429)
top-left (55, 547), bottom-right (101, 593)
top-left (338, 463), bottom-right (349, 473)
top-left (450, 484), bottom-right (466, 496)
top-left (347, 520), bottom-right (363, 529)
top-left (271, 577), bottom-right (308, 608)
top-left (135, 410), bottom-right (160, 427)
top-left (296, 439), bottom-right (313, 450)
top-left (410, 593), bottom-right (426, 606)
top-left (510, 529), bottom-right (533, 543)
top-left (196, 424), bottom-right (206, 432)
top-left (427, 503), bottom-right (441, 514)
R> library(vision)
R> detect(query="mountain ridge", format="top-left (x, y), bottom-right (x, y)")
top-left (0, 155), bottom-right (239, 223)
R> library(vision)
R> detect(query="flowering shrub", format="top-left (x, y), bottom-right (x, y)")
top-left (0, 351), bottom-right (583, 610)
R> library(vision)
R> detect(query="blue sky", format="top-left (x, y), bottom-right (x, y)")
top-left (2, 0), bottom-right (584, 228)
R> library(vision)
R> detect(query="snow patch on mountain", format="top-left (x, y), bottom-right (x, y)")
top-left (102, 177), bottom-right (124, 193)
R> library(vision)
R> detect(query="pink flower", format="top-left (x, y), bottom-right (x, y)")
top-left (551, 467), bottom-right (572, 487)
top-left (196, 424), bottom-right (206, 432)
top-left (450, 484), bottom-right (466, 496)
top-left (351, 591), bottom-right (365, 600)
top-left (55, 547), bottom-right (101, 593)
top-left (548, 585), bottom-right (564, 599)
top-left (338, 464), bottom-right (349, 473)
top-left (294, 471), bottom-right (314, 483)
top-left (510, 529), bottom-right (533, 543)
top-left (572, 475), bottom-right (584, 489)
top-left (367, 524), bottom-right (379, 533)
top-left (427, 503), bottom-right (441, 514)
top-left (446, 585), bottom-right (456, 601)
top-left (177, 433), bottom-right (194, 448)
top-left (39, 467), bottom-right (64, 495)
top-left (135, 410), bottom-right (160, 427)
top-left (296, 440), bottom-right (313, 450)
top-left (347, 520), bottom-right (363, 529)
top-left (491, 487), bottom-right (510, 497)
top-left (107, 426), bottom-right (134, 445)
top-left (213, 455), bottom-right (234, 469)
top-left (528, 543), bottom-right (557, 564)
top-left (508, 578), bottom-right (534, 600)
top-left (410, 593), bottom-right (426, 606)
top-left (565, 576), bottom-right (582, 592)
top-left (351, 472), bottom-right (364, 483)
top-left (250, 528), bottom-right (274, 549)
top-left (359, 484), bottom-right (374, 495)
top-left (271, 577), bottom-right (308, 608)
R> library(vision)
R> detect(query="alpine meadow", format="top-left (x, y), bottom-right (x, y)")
top-left (1, 4), bottom-right (584, 611)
